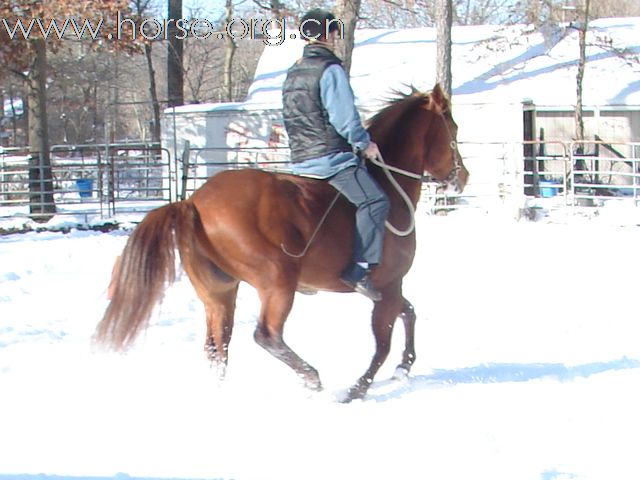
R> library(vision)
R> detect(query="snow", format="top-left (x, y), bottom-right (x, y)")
top-left (245, 18), bottom-right (640, 110)
top-left (3, 16), bottom-right (640, 480)
top-left (1, 209), bottom-right (640, 480)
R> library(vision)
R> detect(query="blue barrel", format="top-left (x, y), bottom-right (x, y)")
top-left (539, 180), bottom-right (560, 198)
top-left (76, 178), bottom-right (93, 198)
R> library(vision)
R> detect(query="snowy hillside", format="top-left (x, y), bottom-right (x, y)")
top-left (247, 18), bottom-right (640, 111)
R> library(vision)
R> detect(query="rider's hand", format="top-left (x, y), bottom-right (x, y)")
top-left (362, 141), bottom-right (381, 161)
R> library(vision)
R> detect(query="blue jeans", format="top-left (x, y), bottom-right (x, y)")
top-left (328, 165), bottom-right (389, 273)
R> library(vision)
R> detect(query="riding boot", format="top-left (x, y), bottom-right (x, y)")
top-left (340, 263), bottom-right (382, 302)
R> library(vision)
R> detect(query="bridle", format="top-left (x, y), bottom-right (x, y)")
top-left (368, 115), bottom-right (462, 236)
top-left (372, 112), bottom-right (461, 187)
top-left (441, 140), bottom-right (463, 189)
top-left (426, 110), bottom-right (463, 190)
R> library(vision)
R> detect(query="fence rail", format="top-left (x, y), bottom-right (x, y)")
top-left (1, 139), bottom-right (639, 226)
top-left (1, 143), bottom-right (171, 224)
top-left (419, 140), bottom-right (640, 215)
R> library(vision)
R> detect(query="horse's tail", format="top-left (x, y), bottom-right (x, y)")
top-left (95, 200), bottom-right (203, 351)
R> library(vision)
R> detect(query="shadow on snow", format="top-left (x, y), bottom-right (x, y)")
top-left (367, 356), bottom-right (640, 401)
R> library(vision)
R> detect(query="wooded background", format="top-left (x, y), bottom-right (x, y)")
top-left (1, 0), bottom-right (639, 218)
top-left (2, 0), bottom-right (639, 146)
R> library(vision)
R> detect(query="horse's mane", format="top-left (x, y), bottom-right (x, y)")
top-left (367, 86), bottom-right (450, 145)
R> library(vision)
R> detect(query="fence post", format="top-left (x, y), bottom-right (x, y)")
top-left (97, 150), bottom-right (105, 218)
top-left (108, 145), bottom-right (116, 217)
top-left (180, 140), bottom-right (190, 201)
top-left (38, 152), bottom-right (46, 212)
top-left (172, 106), bottom-right (179, 203)
top-left (522, 99), bottom-right (538, 197)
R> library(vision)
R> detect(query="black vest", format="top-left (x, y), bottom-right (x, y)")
top-left (282, 44), bottom-right (353, 163)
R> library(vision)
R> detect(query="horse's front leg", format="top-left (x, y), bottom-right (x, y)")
top-left (343, 288), bottom-right (404, 402)
top-left (393, 298), bottom-right (417, 379)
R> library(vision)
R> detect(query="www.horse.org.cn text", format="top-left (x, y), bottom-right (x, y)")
top-left (0, 13), bottom-right (346, 47)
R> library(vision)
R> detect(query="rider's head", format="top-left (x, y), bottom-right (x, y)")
top-left (299, 9), bottom-right (342, 43)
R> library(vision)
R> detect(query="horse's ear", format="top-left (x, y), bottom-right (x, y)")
top-left (431, 83), bottom-right (447, 106)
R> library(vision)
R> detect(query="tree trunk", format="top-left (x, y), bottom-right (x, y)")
top-left (575, 0), bottom-right (590, 144)
top-left (144, 43), bottom-right (161, 143)
top-left (8, 84), bottom-right (19, 146)
top-left (436, 0), bottom-right (453, 98)
top-left (223, 0), bottom-right (236, 101)
top-left (336, 0), bottom-right (360, 77)
top-left (434, 0), bottom-right (454, 214)
top-left (82, 80), bottom-right (99, 143)
top-left (167, 0), bottom-right (184, 107)
top-left (270, 0), bottom-right (284, 17)
top-left (27, 39), bottom-right (56, 221)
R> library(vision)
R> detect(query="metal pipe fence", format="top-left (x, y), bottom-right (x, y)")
top-left (179, 145), bottom-right (292, 199)
top-left (2, 140), bottom-right (639, 226)
top-left (0, 143), bottom-right (171, 223)
top-left (419, 140), bottom-right (640, 215)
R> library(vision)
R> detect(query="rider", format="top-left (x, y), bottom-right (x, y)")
top-left (282, 8), bottom-right (389, 302)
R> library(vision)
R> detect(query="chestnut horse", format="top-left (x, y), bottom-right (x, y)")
top-left (95, 84), bottom-right (469, 402)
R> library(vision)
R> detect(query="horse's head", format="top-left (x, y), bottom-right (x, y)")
top-left (422, 84), bottom-right (469, 194)
top-left (367, 84), bottom-right (469, 195)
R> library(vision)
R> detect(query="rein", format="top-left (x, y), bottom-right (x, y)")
top-left (370, 136), bottom-right (462, 237)
top-left (368, 153), bottom-right (419, 237)
top-left (280, 108), bottom-right (462, 257)
top-left (281, 154), bottom-right (424, 258)
top-left (280, 190), bottom-right (342, 258)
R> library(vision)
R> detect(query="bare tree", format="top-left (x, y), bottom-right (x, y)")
top-left (252, 0), bottom-right (289, 17)
top-left (435, 0), bottom-right (453, 97)
top-left (223, 0), bottom-right (238, 102)
top-left (573, 0), bottom-right (590, 143)
top-left (0, 0), bottom-right (137, 221)
top-left (587, 0), bottom-right (640, 18)
top-left (26, 39), bottom-right (55, 219)
top-left (0, 80), bottom-right (26, 146)
top-left (130, 0), bottom-right (162, 142)
top-left (360, 0), bottom-right (424, 28)
top-left (168, 0), bottom-right (184, 107)
top-left (144, 44), bottom-right (162, 142)
top-left (183, 37), bottom-right (223, 103)
top-left (336, 0), bottom-right (361, 76)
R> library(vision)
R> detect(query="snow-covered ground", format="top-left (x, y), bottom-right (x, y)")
top-left (1, 207), bottom-right (639, 480)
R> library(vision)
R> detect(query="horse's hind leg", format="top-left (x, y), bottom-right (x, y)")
top-left (182, 258), bottom-right (239, 379)
top-left (393, 298), bottom-right (417, 379)
top-left (201, 284), bottom-right (239, 378)
top-left (254, 285), bottom-right (322, 391)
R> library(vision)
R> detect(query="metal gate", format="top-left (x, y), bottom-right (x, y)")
top-left (0, 143), bottom-right (172, 225)
top-left (419, 140), bottom-right (640, 216)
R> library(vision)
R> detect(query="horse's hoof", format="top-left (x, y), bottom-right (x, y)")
top-left (337, 382), bottom-right (369, 403)
top-left (301, 371), bottom-right (322, 392)
top-left (305, 381), bottom-right (323, 392)
top-left (393, 365), bottom-right (410, 380)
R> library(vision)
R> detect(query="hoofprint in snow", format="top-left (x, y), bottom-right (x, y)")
top-left (1, 209), bottom-right (640, 480)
